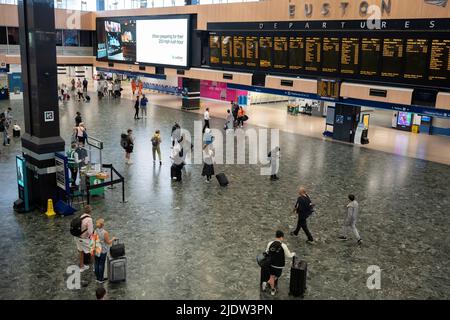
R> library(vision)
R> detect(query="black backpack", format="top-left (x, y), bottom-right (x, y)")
top-left (268, 241), bottom-right (285, 267)
top-left (120, 133), bottom-right (129, 149)
top-left (70, 215), bottom-right (89, 237)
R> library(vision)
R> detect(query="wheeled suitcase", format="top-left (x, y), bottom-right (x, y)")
top-left (108, 256), bottom-right (126, 283)
top-left (216, 173), bottom-right (229, 186)
top-left (85, 95), bottom-right (90, 102)
top-left (289, 256), bottom-right (307, 297)
top-left (13, 129), bottom-right (20, 137)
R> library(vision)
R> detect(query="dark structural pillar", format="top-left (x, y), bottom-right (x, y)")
top-left (18, 0), bottom-right (65, 211)
top-left (333, 103), bottom-right (361, 143)
top-left (181, 78), bottom-right (200, 110)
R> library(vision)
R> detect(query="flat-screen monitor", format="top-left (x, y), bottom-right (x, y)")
top-left (16, 157), bottom-right (24, 187)
top-left (136, 18), bottom-right (189, 67)
top-left (397, 112), bottom-right (412, 127)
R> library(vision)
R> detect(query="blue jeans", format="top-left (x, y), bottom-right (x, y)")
top-left (94, 253), bottom-right (107, 281)
top-left (3, 130), bottom-right (8, 145)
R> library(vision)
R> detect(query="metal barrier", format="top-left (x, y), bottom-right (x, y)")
top-left (85, 164), bottom-right (126, 205)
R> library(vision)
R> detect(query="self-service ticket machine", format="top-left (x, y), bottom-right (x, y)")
top-left (14, 155), bottom-right (31, 213)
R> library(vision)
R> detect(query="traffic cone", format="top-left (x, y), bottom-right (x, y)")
top-left (45, 199), bottom-right (56, 218)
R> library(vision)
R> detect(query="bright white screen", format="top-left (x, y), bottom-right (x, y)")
top-left (136, 19), bottom-right (189, 67)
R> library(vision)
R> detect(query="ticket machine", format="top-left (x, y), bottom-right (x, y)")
top-left (13, 155), bottom-right (31, 213)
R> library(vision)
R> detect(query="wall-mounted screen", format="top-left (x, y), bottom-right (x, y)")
top-left (305, 37), bottom-right (321, 72)
top-left (233, 36), bottom-right (245, 66)
top-left (360, 38), bottom-right (381, 76)
top-left (289, 36), bottom-right (304, 71)
top-left (341, 37), bottom-right (359, 75)
top-left (221, 36), bottom-right (232, 65)
top-left (210, 35), bottom-right (221, 65)
top-left (259, 36), bottom-right (273, 68)
top-left (428, 39), bottom-right (450, 81)
top-left (381, 38), bottom-right (404, 78)
top-left (136, 18), bottom-right (189, 67)
top-left (246, 36), bottom-right (259, 67)
top-left (322, 37), bottom-right (340, 73)
top-left (404, 39), bottom-right (428, 80)
top-left (274, 36), bottom-right (288, 70)
top-left (97, 16), bottom-right (190, 68)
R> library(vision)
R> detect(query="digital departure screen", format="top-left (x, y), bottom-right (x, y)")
top-left (428, 39), bottom-right (450, 81)
top-left (341, 37), bottom-right (359, 75)
top-left (209, 35), bottom-right (221, 65)
top-left (274, 36), bottom-right (288, 69)
top-left (305, 37), bottom-right (321, 72)
top-left (404, 39), bottom-right (428, 80)
top-left (221, 36), bottom-right (232, 65)
top-left (233, 36), bottom-right (245, 66)
top-left (289, 36), bottom-right (304, 70)
top-left (360, 38), bottom-right (381, 76)
top-left (259, 36), bottom-right (273, 68)
top-left (322, 37), bottom-right (340, 73)
top-left (246, 36), bottom-right (259, 67)
top-left (381, 38), bottom-right (404, 78)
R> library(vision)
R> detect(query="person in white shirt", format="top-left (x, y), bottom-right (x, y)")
top-left (202, 144), bottom-right (215, 182)
top-left (225, 109), bottom-right (234, 132)
top-left (338, 194), bottom-right (362, 245)
top-left (203, 108), bottom-right (210, 133)
top-left (74, 205), bottom-right (94, 272)
top-left (107, 81), bottom-right (113, 97)
top-left (264, 230), bottom-right (295, 296)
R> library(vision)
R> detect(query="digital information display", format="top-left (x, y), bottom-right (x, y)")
top-left (289, 36), bottom-right (304, 70)
top-left (341, 38), bottom-right (359, 75)
top-left (246, 36), bottom-right (259, 67)
top-left (209, 35), bottom-right (221, 65)
top-left (381, 38), bottom-right (404, 78)
top-left (221, 36), bottom-right (232, 65)
top-left (136, 18), bottom-right (189, 67)
top-left (305, 37), bottom-right (321, 72)
top-left (360, 38), bottom-right (381, 76)
top-left (428, 39), bottom-right (450, 81)
top-left (274, 36), bottom-right (288, 69)
top-left (259, 37), bottom-right (273, 68)
top-left (98, 19), bottom-right (136, 62)
top-left (322, 37), bottom-right (340, 73)
top-left (233, 36), bottom-right (245, 66)
top-left (404, 39), bottom-right (428, 80)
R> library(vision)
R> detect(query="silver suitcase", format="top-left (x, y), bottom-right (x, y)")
top-left (108, 256), bottom-right (126, 283)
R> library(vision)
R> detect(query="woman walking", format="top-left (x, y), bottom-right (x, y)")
top-left (202, 144), bottom-right (215, 183)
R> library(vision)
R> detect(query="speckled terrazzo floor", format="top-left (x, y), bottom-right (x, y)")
top-left (0, 93), bottom-right (449, 300)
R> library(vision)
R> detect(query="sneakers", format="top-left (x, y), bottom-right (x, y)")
top-left (270, 288), bottom-right (277, 296)
top-left (160, 161), bottom-right (162, 166)
top-left (306, 240), bottom-right (315, 245)
top-left (357, 239), bottom-right (363, 245)
top-left (290, 231), bottom-right (298, 237)
top-left (80, 265), bottom-right (89, 273)
top-left (95, 279), bottom-right (106, 284)
top-left (261, 282), bottom-right (267, 291)
top-left (338, 236), bottom-right (348, 241)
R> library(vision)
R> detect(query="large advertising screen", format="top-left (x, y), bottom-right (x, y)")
top-left (96, 16), bottom-right (190, 68)
top-left (136, 18), bottom-right (189, 67)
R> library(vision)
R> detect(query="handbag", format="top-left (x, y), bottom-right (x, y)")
top-left (256, 252), bottom-right (271, 268)
top-left (89, 231), bottom-right (102, 257)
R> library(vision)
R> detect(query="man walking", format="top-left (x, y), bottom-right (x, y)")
top-left (151, 130), bottom-right (162, 165)
top-left (134, 96), bottom-right (140, 120)
top-left (203, 107), bottom-right (210, 133)
top-left (338, 194), bottom-right (362, 245)
top-left (291, 187), bottom-right (315, 244)
top-left (82, 78), bottom-right (88, 93)
top-left (268, 147), bottom-right (280, 181)
top-left (140, 94), bottom-right (149, 118)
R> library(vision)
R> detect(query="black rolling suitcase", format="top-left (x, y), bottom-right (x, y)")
top-left (216, 173), bottom-right (229, 186)
top-left (289, 256), bottom-right (307, 297)
top-left (171, 164), bottom-right (182, 181)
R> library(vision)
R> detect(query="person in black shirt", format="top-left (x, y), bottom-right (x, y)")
top-left (75, 112), bottom-right (82, 127)
top-left (291, 186), bottom-right (315, 244)
top-left (134, 96), bottom-right (140, 120)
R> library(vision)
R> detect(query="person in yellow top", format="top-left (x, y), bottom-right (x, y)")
top-left (151, 130), bottom-right (162, 165)
top-left (237, 106), bottom-right (246, 128)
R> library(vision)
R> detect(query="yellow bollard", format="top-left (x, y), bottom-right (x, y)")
top-left (45, 199), bottom-right (56, 218)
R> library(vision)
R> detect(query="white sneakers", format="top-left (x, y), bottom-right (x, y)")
top-left (80, 265), bottom-right (89, 273)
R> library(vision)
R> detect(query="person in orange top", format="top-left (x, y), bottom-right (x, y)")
top-left (138, 80), bottom-right (143, 96)
top-left (131, 79), bottom-right (136, 96)
top-left (237, 106), bottom-right (245, 128)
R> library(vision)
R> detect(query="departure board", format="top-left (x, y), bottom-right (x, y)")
top-left (246, 36), bottom-right (259, 67)
top-left (404, 39), bottom-right (428, 80)
top-left (274, 36), bottom-right (288, 69)
top-left (209, 35), bottom-right (221, 65)
top-left (259, 36), bottom-right (273, 68)
top-left (341, 38), bottom-right (359, 75)
top-left (289, 36), bottom-right (304, 70)
top-left (221, 36), bottom-right (232, 65)
top-left (305, 37), bottom-right (321, 72)
top-left (233, 36), bottom-right (245, 66)
top-left (360, 38), bottom-right (381, 76)
top-left (381, 38), bottom-right (404, 78)
top-left (428, 39), bottom-right (450, 81)
top-left (322, 37), bottom-right (340, 73)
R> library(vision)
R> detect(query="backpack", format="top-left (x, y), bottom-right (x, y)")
top-left (70, 215), bottom-right (89, 237)
top-left (151, 136), bottom-right (159, 147)
top-left (120, 134), bottom-right (129, 149)
top-left (268, 241), bottom-right (284, 267)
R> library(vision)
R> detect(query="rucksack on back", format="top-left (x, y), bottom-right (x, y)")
top-left (70, 215), bottom-right (88, 237)
top-left (120, 134), bottom-right (129, 149)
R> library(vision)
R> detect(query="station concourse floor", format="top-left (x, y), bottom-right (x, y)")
top-left (0, 92), bottom-right (449, 300)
